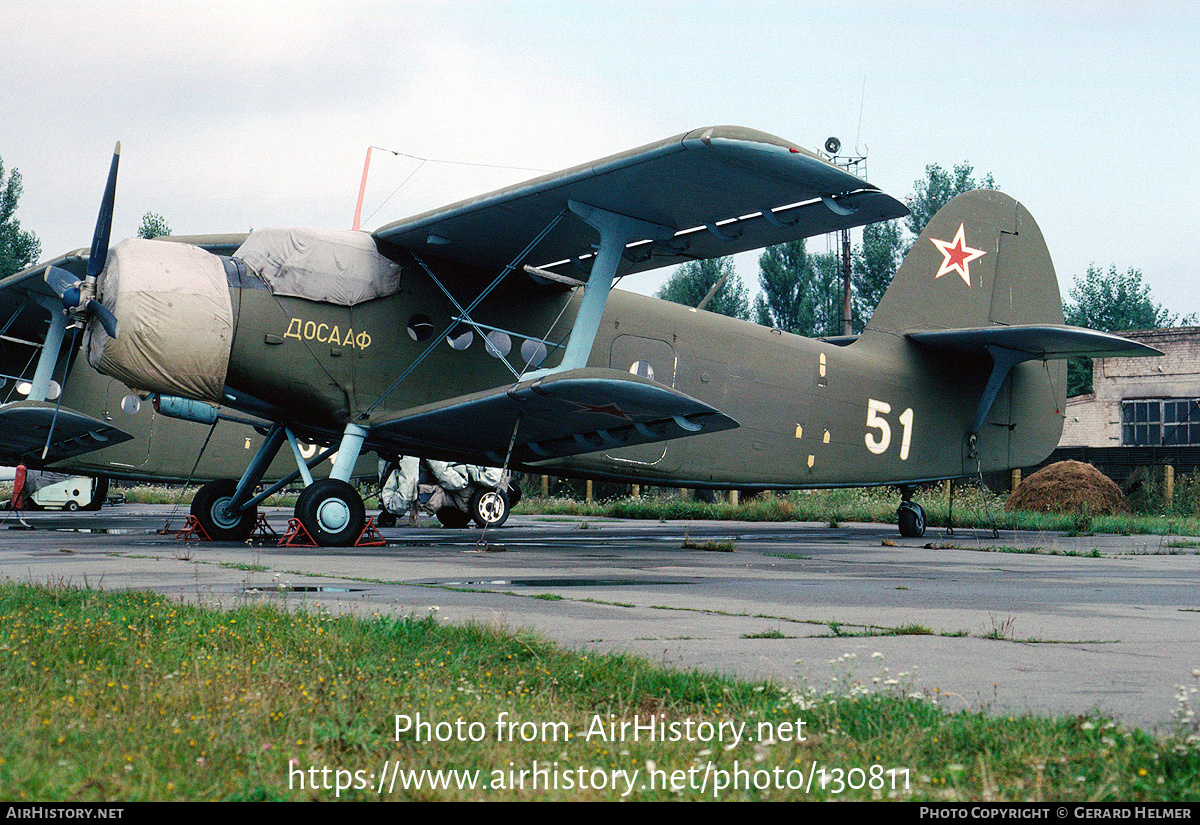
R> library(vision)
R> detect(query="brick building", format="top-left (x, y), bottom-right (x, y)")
top-left (1060, 327), bottom-right (1200, 448)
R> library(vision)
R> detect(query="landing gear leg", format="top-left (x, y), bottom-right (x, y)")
top-left (897, 486), bottom-right (926, 538)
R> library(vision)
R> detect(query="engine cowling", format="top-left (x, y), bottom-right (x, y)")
top-left (86, 238), bottom-right (233, 404)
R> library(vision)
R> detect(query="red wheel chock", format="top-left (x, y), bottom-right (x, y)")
top-left (251, 513), bottom-right (278, 538)
top-left (278, 518), bottom-right (318, 547)
top-left (354, 517), bottom-right (386, 547)
top-left (175, 516), bottom-right (211, 542)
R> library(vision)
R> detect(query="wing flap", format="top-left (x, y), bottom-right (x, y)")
top-left (909, 325), bottom-right (1163, 359)
top-left (0, 401), bottom-right (134, 465)
top-left (373, 126), bottom-right (907, 276)
top-left (369, 368), bottom-right (737, 465)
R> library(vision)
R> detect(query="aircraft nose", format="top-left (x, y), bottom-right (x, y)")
top-left (86, 238), bottom-right (234, 404)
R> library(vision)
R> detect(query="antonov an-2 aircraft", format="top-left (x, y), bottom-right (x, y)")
top-left (11, 126), bottom-right (1157, 544)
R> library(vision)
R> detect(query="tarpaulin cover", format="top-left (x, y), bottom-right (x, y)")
top-left (235, 227), bottom-right (400, 306)
top-left (87, 238), bottom-right (233, 404)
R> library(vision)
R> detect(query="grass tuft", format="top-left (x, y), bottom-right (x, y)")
top-left (1, 584), bottom-right (1197, 800)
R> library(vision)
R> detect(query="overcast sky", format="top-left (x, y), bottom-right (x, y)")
top-left (4, 0), bottom-right (1198, 315)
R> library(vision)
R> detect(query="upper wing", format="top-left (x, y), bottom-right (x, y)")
top-left (373, 126), bottom-right (908, 277)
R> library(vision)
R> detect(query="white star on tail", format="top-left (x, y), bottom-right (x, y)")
top-left (930, 223), bottom-right (987, 287)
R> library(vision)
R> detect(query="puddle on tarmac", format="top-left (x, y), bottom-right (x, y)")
top-left (243, 586), bottom-right (363, 593)
top-left (436, 578), bottom-right (686, 587)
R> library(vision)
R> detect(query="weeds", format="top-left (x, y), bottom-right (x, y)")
top-left (2, 584), bottom-right (1197, 801)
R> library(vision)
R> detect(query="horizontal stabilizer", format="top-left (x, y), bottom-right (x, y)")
top-left (909, 325), bottom-right (1163, 359)
top-left (0, 401), bottom-right (133, 465)
top-left (370, 368), bottom-right (738, 465)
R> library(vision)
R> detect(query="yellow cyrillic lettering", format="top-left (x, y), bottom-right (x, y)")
top-left (284, 318), bottom-right (303, 340)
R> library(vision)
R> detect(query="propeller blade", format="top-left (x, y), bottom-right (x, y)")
top-left (43, 264), bottom-right (80, 300)
top-left (86, 142), bottom-right (120, 281)
top-left (85, 299), bottom-right (118, 339)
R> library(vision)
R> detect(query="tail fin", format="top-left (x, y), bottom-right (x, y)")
top-left (859, 190), bottom-right (1159, 475)
top-left (865, 189), bottom-right (1063, 335)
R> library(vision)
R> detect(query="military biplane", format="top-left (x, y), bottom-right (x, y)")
top-left (14, 126), bottom-right (1158, 544)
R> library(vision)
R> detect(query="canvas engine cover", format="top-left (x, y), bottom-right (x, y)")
top-left (86, 238), bottom-right (233, 404)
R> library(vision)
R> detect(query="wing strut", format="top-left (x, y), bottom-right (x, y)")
top-left (362, 209), bottom-right (570, 418)
top-left (525, 200), bottom-right (674, 379)
top-left (967, 345), bottom-right (1027, 456)
top-left (27, 297), bottom-right (69, 402)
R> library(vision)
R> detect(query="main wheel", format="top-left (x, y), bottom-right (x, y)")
top-left (295, 479), bottom-right (365, 547)
top-left (897, 501), bottom-right (926, 538)
top-left (435, 506), bottom-right (470, 529)
top-left (84, 476), bottom-right (109, 511)
top-left (470, 488), bottom-right (510, 527)
top-left (192, 479), bottom-right (257, 541)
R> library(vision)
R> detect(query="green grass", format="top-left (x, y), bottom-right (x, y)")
top-left (1, 584), bottom-right (1196, 801)
top-left (15, 480), bottom-right (1200, 537)
top-left (740, 629), bottom-right (789, 639)
top-left (515, 488), bottom-right (1200, 537)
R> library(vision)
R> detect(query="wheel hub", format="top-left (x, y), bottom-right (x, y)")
top-left (479, 493), bottom-right (504, 522)
top-left (212, 497), bottom-right (241, 529)
top-left (316, 497), bottom-right (351, 532)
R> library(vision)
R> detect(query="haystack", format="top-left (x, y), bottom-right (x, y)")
top-left (1005, 460), bottom-right (1128, 514)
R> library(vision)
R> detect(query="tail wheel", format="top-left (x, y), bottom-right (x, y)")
top-left (898, 501), bottom-right (926, 538)
top-left (295, 478), bottom-right (365, 547)
top-left (192, 479), bottom-right (257, 541)
top-left (376, 509), bottom-right (397, 528)
top-left (470, 488), bottom-right (510, 528)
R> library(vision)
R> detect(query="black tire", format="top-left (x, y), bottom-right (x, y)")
top-left (898, 501), bottom-right (926, 538)
top-left (506, 482), bottom-right (522, 509)
top-left (436, 506), bottom-right (470, 529)
top-left (192, 479), bottom-right (257, 541)
top-left (64, 500), bottom-right (79, 512)
top-left (85, 476), bottom-right (109, 511)
top-left (295, 478), bottom-right (365, 547)
top-left (376, 509), bottom-right (397, 528)
top-left (470, 488), bottom-right (510, 528)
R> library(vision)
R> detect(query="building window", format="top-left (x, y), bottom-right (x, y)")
top-left (1122, 399), bottom-right (1200, 446)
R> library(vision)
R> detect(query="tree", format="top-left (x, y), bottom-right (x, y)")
top-left (755, 240), bottom-right (814, 333)
top-left (754, 240), bottom-right (843, 337)
top-left (905, 162), bottom-right (997, 238)
top-left (0, 155), bottom-right (41, 279)
top-left (1064, 264), bottom-right (1189, 395)
top-left (656, 257), bottom-right (749, 320)
top-left (137, 211), bottom-right (171, 239)
top-left (852, 219), bottom-right (904, 328)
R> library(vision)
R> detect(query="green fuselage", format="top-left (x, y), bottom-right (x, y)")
top-left (223, 258), bottom-right (1064, 489)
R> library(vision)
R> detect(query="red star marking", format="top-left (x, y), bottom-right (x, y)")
top-left (929, 223), bottom-right (987, 287)
top-left (569, 401), bottom-right (634, 420)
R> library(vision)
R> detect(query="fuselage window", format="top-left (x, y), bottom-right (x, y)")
top-left (520, 339), bottom-right (548, 367)
top-left (446, 325), bottom-right (474, 351)
top-left (629, 360), bottom-right (655, 381)
top-left (406, 314), bottom-right (435, 342)
top-left (485, 330), bottom-right (512, 358)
